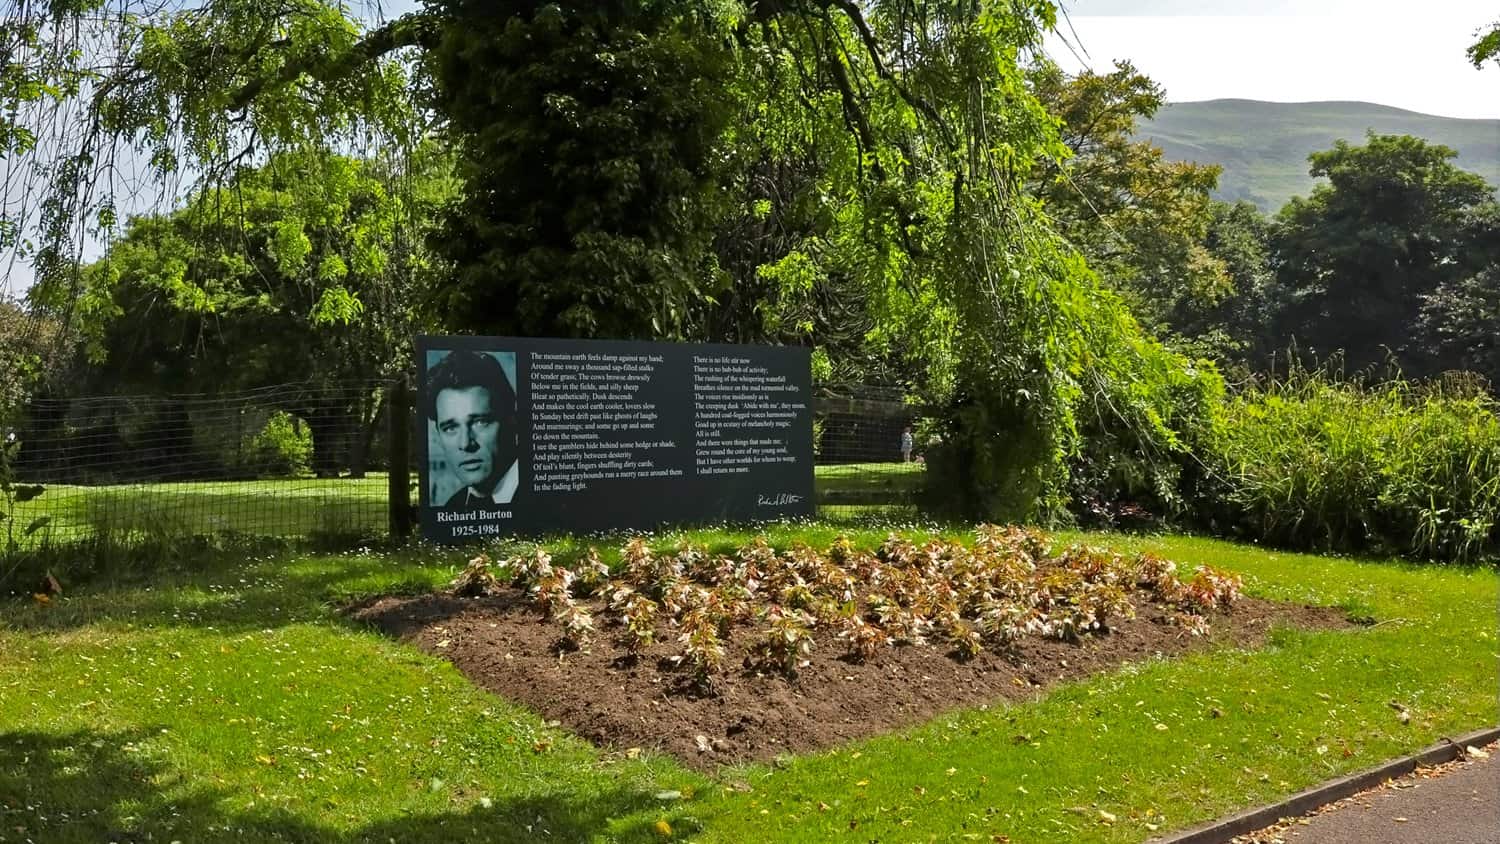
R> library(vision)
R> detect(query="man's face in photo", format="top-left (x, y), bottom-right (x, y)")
top-left (435, 385), bottom-right (501, 493)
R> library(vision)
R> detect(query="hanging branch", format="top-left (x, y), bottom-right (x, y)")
top-left (226, 13), bottom-right (441, 112)
top-left (822, 0), bottom-right (958, 153)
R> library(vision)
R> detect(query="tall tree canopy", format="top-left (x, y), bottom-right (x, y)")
top-left (1270, 133), bottom-right (1498, 375)
top-left (1027, 60), bottom-right (1230, 330)
top-left (1419, 198), bottom-right (1500, 386)
top-left (3, 0), bottom-right (1224, 520)
top-left (58, 146), bottom-right (453, 474)
top-left (0, 297), bottom-right (60, 425)
top-left (1173, 199), bottom-right (1277, 368)
top-left (71, 149), bottom-right (443, 382)
top-left (1422, 265), bottom-right (1500, 387)
top-left (426, 0), bottom-right (741, 341)
top-left (2, 0), bottom-right (428, 302)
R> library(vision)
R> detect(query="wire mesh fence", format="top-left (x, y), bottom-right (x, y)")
top-left (2, 377), bottom-right (927, 551)
top-left (6, 380), bottom-right (401, 549)
top-left (813, 383), bottom-right (925, 521)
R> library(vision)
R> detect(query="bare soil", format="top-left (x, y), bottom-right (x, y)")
top-left (348, 588), bottom-right (1352, 770)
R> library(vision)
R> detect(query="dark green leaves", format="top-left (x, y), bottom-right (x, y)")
top-left (1272, 133), bottom-right (1499, 375)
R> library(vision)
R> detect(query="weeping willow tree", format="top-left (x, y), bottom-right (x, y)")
top-left (1, 0), bottom-right (1223, 521)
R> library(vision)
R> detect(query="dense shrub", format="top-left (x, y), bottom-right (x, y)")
top-left (229, 410), bottom-right (313, 477)
top-left (922, 254), bottom-right (1229, 527)
top-left (1202, 374), bottom-right (1500, 563)
top-left (921, 389), bottom-right (1055, 524)
top-left (1064, 329), bottom-right (1226, 530)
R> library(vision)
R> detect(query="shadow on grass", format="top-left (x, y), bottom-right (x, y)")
top-left (0, 727), bottom-right (689, 843)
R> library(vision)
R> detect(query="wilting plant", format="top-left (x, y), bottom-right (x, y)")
top-left (572, 547), bottom-right (612, 596)
top-left (837, 613), bottom-right (889, 662)
top-left (531, 568), bottom-right (576, 620)
top-left (558, 603), bottom-right (595, 650)
top-left (450, 554), bottom-right (502, 598)
top-left (491, 528), bottom-right (1245, 683)
top-left (1189, 566), bottom-right (1243, 608)
top-left (676, 609), bottom-right (727, 683)
top-left (948, 617), bottom-right (984, 661)
top-left (621, 594), bottom-right (658, 654)
top-left (511, 547), bottom-right (555, 587)
top-left (758, 605), bottom-right (815, 676)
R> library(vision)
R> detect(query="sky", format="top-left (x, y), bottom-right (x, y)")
top-left (1046, 0), bottom-right (1500, 119)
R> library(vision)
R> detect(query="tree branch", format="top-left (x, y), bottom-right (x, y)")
top-left (226, 13), bottom-right (441, 113)
top-left (822, 0), bottom-right (958, 152)
top-left (816, 16), bottom-right (882, 182)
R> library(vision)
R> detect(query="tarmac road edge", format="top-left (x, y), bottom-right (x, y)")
top-left (1149, 724), bottom-right (1500, 844)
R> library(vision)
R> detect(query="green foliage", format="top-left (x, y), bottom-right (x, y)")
top-left (0, 436), bottom-right (52, 567)
top-left (6, 0), bottom-right (425, 295)
top-left (230, 410), bottom-right (313, 478)
top-left (426, 0), bottom-right (741, 340)
top-left (0, 299), bottom-right (56, 421)
top-left (1271, 133), bottom-right (1499, 376)
top-left (1469, 20), bottom-right (1500, 68)
top-left (1421, 248), bottom-right (1500, 387)
top-left (1017, 64), bottom-right (1249, 526)
top-left (55, 147), bottom-right (452, 476)
top-left (9, 1), bottom-right (1237, 528)
top-left (708, 5), bottom-right (1226, 525)
top-left (1065, 328), bottom-right (1226, 530)
top-left (1029, 60), bottom-right (1231, 328)
top-left (1202, 371), bottom-right (1500, 563)
top-left (70, 148), bottom-right (445, 388)
top-left (0, 300), bottom-right (55, 581)
top-left (1167, 200), bottom-right (1278, 369)
top-left (924, 271), bottom-right (1226, 527)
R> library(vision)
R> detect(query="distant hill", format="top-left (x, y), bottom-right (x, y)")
top-left (1137, 100), bottom-right (1500, 213)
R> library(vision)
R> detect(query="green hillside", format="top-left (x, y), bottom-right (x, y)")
top-left (1138, 99), bottom-right (1500, 212)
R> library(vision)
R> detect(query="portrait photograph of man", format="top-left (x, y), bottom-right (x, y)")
top-left (425, 349), bottom-right (520, 508)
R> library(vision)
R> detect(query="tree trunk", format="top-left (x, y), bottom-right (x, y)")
top-left (347, 394), bottom-right (385, 479)
top-left (18, 393), bottom-right (69, 484)
top-left (304, 405), bottom-right (346, 479)
top-left (154, 399), bottom-right (200, 481)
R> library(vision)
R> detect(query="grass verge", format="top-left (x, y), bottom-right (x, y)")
top-left (7, 464), bottom-right (924, 551)
top-left (1, 528), bottom-right (1494, 843)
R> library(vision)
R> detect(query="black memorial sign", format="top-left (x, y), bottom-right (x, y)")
top-left (416, 335), bottom-right (815, 542)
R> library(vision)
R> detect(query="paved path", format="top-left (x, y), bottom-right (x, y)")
top-left (1238, 747), bottom-right (1498, 844)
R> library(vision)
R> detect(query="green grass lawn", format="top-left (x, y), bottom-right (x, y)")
top-left (2, 527), bottom-right (1494, 842)
top-left (8, 465), bottom-right (924, 548)
top-left (813, 461), bottom-right (923, 493)
top-left (11, 475), bottom-right (393, 545)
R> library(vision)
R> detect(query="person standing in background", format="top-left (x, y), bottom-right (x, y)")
top-left (900, 425), bottom-right (914, 463)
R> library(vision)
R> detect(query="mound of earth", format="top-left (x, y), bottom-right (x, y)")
top-left (349, 587), bottom-right (1351, 769)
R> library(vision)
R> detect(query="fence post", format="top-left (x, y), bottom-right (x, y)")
top-left (387, 377), bottom-right (414, 540)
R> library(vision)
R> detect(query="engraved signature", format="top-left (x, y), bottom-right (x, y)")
top-left (757, 493), bottom-right (804, 507)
